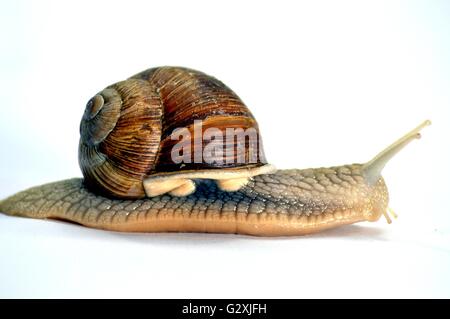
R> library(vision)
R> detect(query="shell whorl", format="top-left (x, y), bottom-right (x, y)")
top-left (79, 79), bottom-right (162, 198)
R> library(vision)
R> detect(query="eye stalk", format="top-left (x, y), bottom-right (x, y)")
top-left (362, 120), bottom-right (431, 186)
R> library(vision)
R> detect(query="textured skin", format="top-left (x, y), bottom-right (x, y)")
top-left (0, 165), bottom-right (389, 236)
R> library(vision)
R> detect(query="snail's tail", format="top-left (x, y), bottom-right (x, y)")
top-left (362, 120), bottom-right (431, 185)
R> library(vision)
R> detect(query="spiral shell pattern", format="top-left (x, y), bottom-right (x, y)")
top-left (79, 79), bottom-right (162, 198)
top-left (79, 67), bottom-right (267, 198)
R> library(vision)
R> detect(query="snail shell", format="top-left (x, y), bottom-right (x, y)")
top-left (79, 67), bottom-right (275, 199)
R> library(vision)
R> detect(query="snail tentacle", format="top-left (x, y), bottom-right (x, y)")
top-left (362, 120), bottom-right (431, 185)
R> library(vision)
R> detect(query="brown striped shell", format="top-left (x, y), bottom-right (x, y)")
top-left (79, 66), bottom-right (272, 199)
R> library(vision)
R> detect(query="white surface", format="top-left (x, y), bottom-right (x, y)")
top-left (0, 0), bottom-right (449, 298)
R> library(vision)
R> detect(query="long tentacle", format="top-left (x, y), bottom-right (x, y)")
top-left (362, 120), bottom-right (431, 185)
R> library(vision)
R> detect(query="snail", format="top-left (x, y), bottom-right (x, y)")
top-left (0, 66), bottom-right (430, 236)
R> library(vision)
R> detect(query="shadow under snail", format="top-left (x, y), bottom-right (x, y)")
top-left (0, 66), bottom-right (430, 236)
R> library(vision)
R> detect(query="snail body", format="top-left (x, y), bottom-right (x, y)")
top-left (0, 66), bottom-right (430, 236)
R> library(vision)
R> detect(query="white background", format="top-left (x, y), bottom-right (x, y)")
top-left (0, 0), bottom-right (449, 298)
